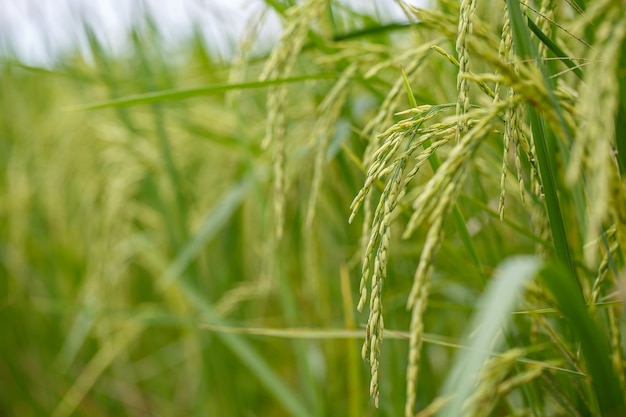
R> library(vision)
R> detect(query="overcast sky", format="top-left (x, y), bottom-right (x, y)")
top-left (0, 0), bottom-right (426, 66)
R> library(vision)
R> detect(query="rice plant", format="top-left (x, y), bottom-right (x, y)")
top-left (2, 0), bottom-right (626, 416)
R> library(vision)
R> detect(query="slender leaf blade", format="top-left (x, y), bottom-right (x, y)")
top-left (505, 0), bottom-right (578, 285)
top-left (540, 264), bottom-right (626, 416)
top-left (68, 73), bottom-right (339, 110)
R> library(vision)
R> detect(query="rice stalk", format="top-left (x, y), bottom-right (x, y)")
top-left (261, 0), bottom-right (327, 240)
top-left (306, 64), bottom-right (356, 228)
top-left (455, 0), bottom-right (477, 136)
top-left (403, 101), bottom-right (511, 239)
top-left (566, 0), bottom-right (626, 266)
top-left (404, 214), bottom-right (444, 417)
top-left (226, 7), bottom-right (269, 108)
top-left (462, 348), bottom-right (525, 417)
top-left (356, 109), bottom-right (445, 406)
top-left (590, 239), bottom-right (619, 305)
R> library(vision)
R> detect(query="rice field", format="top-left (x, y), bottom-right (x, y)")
top-left (2, 1), bottom-right (626, 416)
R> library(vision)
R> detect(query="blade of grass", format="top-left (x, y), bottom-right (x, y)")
top-left (199, 323), bottom-right (583, 377)
top-left (512, 300), bottom-right (624, 315)
top-left (67, 73), bottom-right (340, 110)
top-left (506, 0), bottom-right (579, 285)
top-left (41, 302), bottom-right (587, 379)
top-left (332, 23), bottom-right (413, 41)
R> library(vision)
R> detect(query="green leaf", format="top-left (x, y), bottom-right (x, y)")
top-left (505, 0), bottom-right (579, 286)
top-left (67, 73), bottom-right (339, 110)
top-left (525, 17), bottom-right (583, 80)
top-left (540, 264), bottom-right (626, 416)
top-left (615, 29), bottom-right (626, 174)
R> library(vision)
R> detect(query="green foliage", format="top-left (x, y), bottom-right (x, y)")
top-left (2, 0), bottom-right (626, 416)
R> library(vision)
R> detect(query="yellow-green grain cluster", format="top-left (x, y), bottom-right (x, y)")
top-left (350, 104), bottom-right (448, 407)
top-left (306, 64), bottom-right (356, 227)
top-left (566, 0), bottom-right (626, 265)
top-left (261, 0), bottom-right (327, 239)
top-left (462, 348), bottom-right (525, 417)
top-left (455, 0), bottom-right (477, 136)
top-left (350, 0), bottom-right (626, 413)
top-left (494, 4), bottom-right (527, 220)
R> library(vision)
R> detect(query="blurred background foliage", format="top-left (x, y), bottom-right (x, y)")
top-left (2, 0), bottom-right (626, 416)
top-left (0, 3), bottom-right (415, 416)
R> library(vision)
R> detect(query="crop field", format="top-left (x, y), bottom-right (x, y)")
top-left (2, 0), bottom-right (626, 416)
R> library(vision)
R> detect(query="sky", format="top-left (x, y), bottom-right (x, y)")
top-left (0, 0), bottom-right (426, 66)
